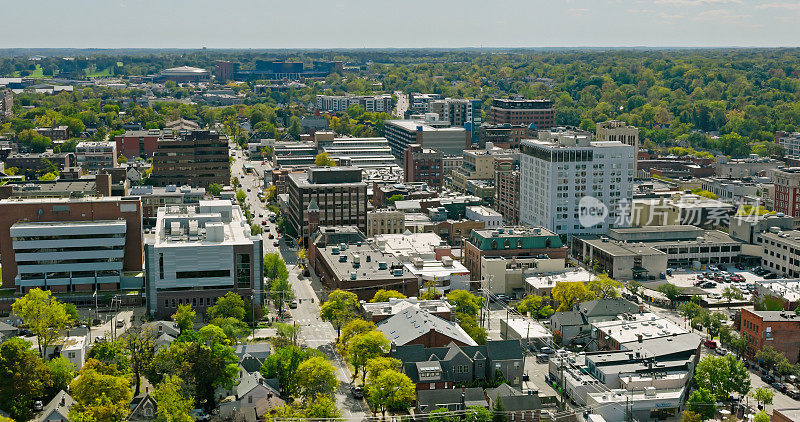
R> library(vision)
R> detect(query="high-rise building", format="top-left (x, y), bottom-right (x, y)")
top-left (144, 200), bottom-right (263, 319)
top-left (385, 118), bottom-right (469, 159)
top-left (519, 130), bottom-right (634, 237)
top-left (596, 121), bottom-right (640, 172)
top-left (286, 167), bottom-right (368, 244)
top-left (408, 93), bottom-right (443, 114)
top-left (150, 130), bottom-right (230, 188)
top-left (214, 60), bottom-right (238, 82)
top-left (0, 196), bottom-right (143, 293)
top-left (427, 98), bottom-right (482, 136)
top-left (0, 89), bottom-right (12, 120)
top-left (114, 129), bottom-right (171, 159)
top-left (477, 124), bottom-right (530, 149)
top-left (494, 158), bottom-right (519, 225)
top-left (776, 131), bottom-right (800, 157)
top-left (488, 98), bottom-right (554, 129)
top-left (403, 144), bottom-right (443, 189)
top-left (773, 167), bottom-right (800, 223)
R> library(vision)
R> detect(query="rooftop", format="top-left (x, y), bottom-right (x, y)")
top-left (377, 307), bottom-right (477, 346)
top-left (593, 312), bottom-right (688, 344)
top-left (747, 309), bottom-right (800, 322)
top-left (316, 240), bottom-right (414, 283)
top-left (361, 297), bottom-right (452, 317)
top-left (387, 119), bottom-right (466, 132)
top-left (152, 200), bottom-right (255, 247)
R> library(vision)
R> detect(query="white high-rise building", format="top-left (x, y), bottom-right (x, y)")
top-left (519, 130), bottom-right (634, 237)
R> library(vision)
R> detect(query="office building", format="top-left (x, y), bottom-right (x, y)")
top-left (481, 254), bottom-right (566, 297)
top-left (129, 185), bottom-right (206, 227)
top-left (699, 177), bottom-right (771, 205)
top-left (773, 167), bottom-right (800, 223)
top-left (286, 167), bottom-right (368, 244)
top-left (372, 182), bottom-right (438, 209)
top-left (403, 144), bottom-right (443, 189)
top-left (409, 93), bottom-right (443, 114)
top-left (385, 118), bottom-right (469, 159)
top-left (756, 228), bottom-right (800, 278)
top-left (0, 174), bottom-right (113, 199)
top-left (739, 308), bottom-right (800, 363)
top-left (316, 94), bottom-right (393, 113)
top-left (465, 206), bottom-right (502, 228)
top-left (494, 158), bottom-right (519, 224)
top-left (272, 141), bottom-right (317, 167)
top-left (150, 130), bottom-right (230, 188)
top-left (519, 131), bottom-right (635, 237)
top-left (488, 98), bottom-right (554, 129)
top-left (427, 98), bottom-right (481, 135)
top-left (214, 60), bottom-right (238, 82)
top-left (0, 89), bottom-right (12, 120)
top-left (777, 131), bottom-right (800, 157)
top-left (450, 143), bottom-right (514, 193)
top-left (75, 141), bottom-right (117, 171)
top-left (6, 152), bottom-right (73, 178)
top-left (572, 225), bottom-right (744, 279)
top-left (729, 213), bottom-right (794, 245)
top-left (596, 120), bottom-right (639, 171)
top-left (144, 200), bottom-right (263, 319)
top-left (477, 124), bottom-right (529, 149)
top-left (463, 227), bottom-right (567, 284)
top-left (114, 129), bottom-right (171, 159)
top-left (632, 194), bottom-right (735, 229)
top-left (322, 137), bottom-right (396, 169)
top-left (0, 196), bottom-right (143, 292)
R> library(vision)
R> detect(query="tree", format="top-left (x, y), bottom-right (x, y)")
top-left (587, 273), bottom-right (622, 299)
top-left (694, 354), bottom-right (750, 401)
top-left (466, 405), bottom-right (493, 422)
top-left (12, 288), bottom-right (74, 358)
top-left (722, 286), bottom-right (744, 304)
top-left (430, 408), bottom-right (460, 422)
top-left (269, 276), bottom-right (294, 317)
top-left (776, 358), bottom-right (796, 380)
top-left (551, 282), bottom-right (596, 311)
top-left (122, 325), bottom-right (157, 396)
top-left (320, 290), bottom-right (359, 338)
top-left (236, 189), bottom-right (247, 204)
top-left (305, 394), bottom-right (342, 419)
top-left (296, 356), bottom-right (338, 401)
top-left (69, 359), bottom-right (133, 422)
top-left (38, 171), bottom-right (58, 181)
top-left (208, 291), bottom-right (246, 321)
top-left (515, 294), bottom-right (554, 319)
top-left (366, 370), bottom-right (415, 418)
top-left (686, 388), bottom-right (716, 420)
top-left (753, 387), bottom-right (774, 408)
top-left (171, 304), bottom-right (195, 334)
top-left (46, 356), bottom-right (76, 397)
top-left (207, 183), bottom-right (223, 197)
top-left (754, 411), bottom-right (770, 422)
top-left (275, 322), bottom-right (301, 347)
top-left (265, 185), bottom-right (277, 202)
top-left (447, 290), bottom-right (482, 317)
top-left (728, 333), bottom-right (749, 358)
top-left (297, 247), bottom-right (308, 264)
top-left (365, 357), bottom-right (402, 383)
top-left (419, 281), bottom-right (439, 300)
top-left (262, 346), bottom-right (317, 398)
top-left (348, 330), bottom-right (390, 382)
top-left (263, 253), bottom-right (289, 281)
top-left (386, 194), bottom-right (405, 206)
top-left (209, 316), bottom-right (250, 344)
top-left (315, 152), bottom-right (336, 167)
top-left (625, 280), bottom-right (643, 297)
top-left (491, 395), bottom-right (507, 422)
top-left (4, 167), bottom-right (18, 176)
top-left (657, 283), bottom-right (685, 308)
top-left (370, 289), bottom-right (407, 303)
top-left (0, 338), bottom-right (51, 420)
top-left (338, 319), bottom-right (376, 355)
top-left (147, 338), bottom-right (238, 411)
top-left (756, 346), bottom-right (784, 372)
top-left (678, 300), bottom-right (704, 321)
top-left (458, 313), bottom-right (488, 344)
top-left (681, 411), bottom-right (703, 422)
top-left (117, 155), bottom-right (128, 164)
top-left (87, 339), bottom-right (130, 374)
top-left (152, 375), bottom-right (193, 422)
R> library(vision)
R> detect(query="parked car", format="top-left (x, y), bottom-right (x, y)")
top-left (704, 339), bottom-right (718, 349)
top-left (764, 273), bottom-right (779, 279)
top-left (701, 282), bottom-right (717, 289)
top-left (289, 300), bottom-right (298, 309)
top-left (536, 353), bottom-right (550, 363)
top-left (303, 269), bottom-right (310, 277)
top-left (273, 241), bottom-right (279, 247)
top-left (540, 347), bottom-right (555, 355)
top-left (735, 263), bottom-right (746, 270)
top-left (771, 382), bottom-right (785, 392)
top-left (715, 347), bottom-right (728, 355)
top-left (351, 386), bottom-right (364, 399)
top-left (268, 233), bottom-right (274, 239)
top-left (708, 265), bottom-right (719, 271)
top-left (718, 264), bottom-right (727, 271)
top-left (190, 409), bottom-right (211, 421)
top-left (761, 374), bottom-right (775, 384)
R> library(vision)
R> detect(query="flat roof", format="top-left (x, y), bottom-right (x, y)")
top-left (593, 312), bottom-right (688, 344)
top-left (317, 241), bottom-right (414, 282)
top-left (387, 119), bottom-right (466, 132)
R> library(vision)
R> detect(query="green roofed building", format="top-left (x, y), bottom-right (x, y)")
top-left (463, 226), bottom-right (568, 285)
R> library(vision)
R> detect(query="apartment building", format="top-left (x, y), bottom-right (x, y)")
top-left (114, 129), bottom-right (170, 159)
top-left (519, 130), bottom-right (634, 237)
top-left (409, 93), bottom-right (443, 114)
top-left (6, 152), bottom-right (73, 178)
top-left (465, 206), bottom-right (502, 228)
top-left (450, 144), bottom-right (514, 193)
top-left (403, 144), bottom-right (444, 189)
top-left (35, 126), bottom-right (70, 140)
top-left (0, 196), bottom-right (143, 293)
top-left (321, 137), bottom-right (396, 169)
top-left (477, 124), bottom-right (529, 149)
top-left (143, 200), bottom-right (263, 319)
top-left (76, 141), bottom-right (117, 171)
top-left (150, 130), bottom-right (230, 188)
top-left (776, 131), bottom-right (800, 157)
top-left (315, 94), bottom-right (393, 113)
top-left (596, 121), bottom-right (639, 171)
top-left (488, 98), bottom-right (554, 129)
top-left (0, 89), bottom-right (12, 120)
top-left (756, 228), bottom-right (800, 278)
top-left (494, 158), bottom-right (519, 225)
top-left (427, 98), bottom-right (481, 134)
top-left (385, 118), bottom-right (469, 158)
top-left (632, 194), bottom-right (735, 229)
top-left (773, 168), bottom-right (800, 225)
top-left (286, 167), bottom-right (368, 245)
top-left (740, 308), bottom-right (800, 363)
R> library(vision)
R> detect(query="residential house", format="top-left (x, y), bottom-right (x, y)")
top-left (35, 390), bottom-right (73, 422)
top-left (219, 371), bottom-right (284, 422)
top-left (233, 344), bottom-right (271, 374)
top-left (550, 298), bottom-right (640, 346)
top-left (128, 392), bottom-right (157, 420)
top-left (416, 387), bottom-right (486, 414)
top-left (486, 384), bottom-right (542, 422)
top-left (377, 308), bottom-right (477, 348)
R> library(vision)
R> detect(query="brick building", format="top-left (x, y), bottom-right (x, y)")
top-left (477, 123), bottom-right (530, 149)
top-left (0, 196), bottom-right (143, 293)
top-left (487, 98), bottom-right (554, 129)
top-left (739, 308), bottom-right (800, 364)
top-left (5, 152), bottom-right (74, 178)
top-left (403, 144), bottom-right (443, 189)
top-left (114, 129), bottom-right (167, 159)
top-left (150, 130), bottom-right (230, 188)
top-left (494, 158), bottom-right (519, 225)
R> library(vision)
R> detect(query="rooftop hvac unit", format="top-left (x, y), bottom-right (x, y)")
top-left (331, 247), bottom-right (340, 255)
top-left (393, 269), bottom-right (403, 277)
top-left (339, 254), bottom-right (347, 262)
top-left (350, 272), bottom-right (357, 280)
top-left (378, 262), bottom-right (388, 270)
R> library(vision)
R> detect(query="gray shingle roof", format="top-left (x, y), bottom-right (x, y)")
top-left (578, 298), bottom-right (639, 317)
top-left (377, 308), bottom-right (477, 346)
top-left (416, 387), bottom-right (486, 413)
top-left (551, 310), bottom-right (586, 327)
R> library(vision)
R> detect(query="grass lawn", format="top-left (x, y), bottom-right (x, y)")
top-left (86, 66), bottom-right (113, 77)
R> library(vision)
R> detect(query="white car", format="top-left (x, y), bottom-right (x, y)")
top-left (715, 347), bottom-right (728, 356)
top-left (708, 265), bottom-right (719, 271)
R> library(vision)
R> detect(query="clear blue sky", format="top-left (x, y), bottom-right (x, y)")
top-left (1, 0), bottom-right (798, 48)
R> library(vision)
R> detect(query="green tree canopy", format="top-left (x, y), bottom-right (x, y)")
top-left (12, 288), bottom-right (74, 358)
top-left (0, 338), bottom-right (51, 420)
top-left (320, 290), bottom-right (359, 338)
top-left (69, 359), bottom-right (133, 422)
top-left (446, 290), bottom-right (482, 317)
top-left (370, 289), bottom-right (407, 302)
top-left (296, 356), bottom-right (338, 401)
top-left (208, 291), bottom-right (247, 321)
top-left (171, 304), bottom-right (196, 333)
top-left (552, 282), bottom-right (596, 312)
top-left (366, 369), bottom-right (415, 418)
top-left (694, 354), bottom-right (750, 401)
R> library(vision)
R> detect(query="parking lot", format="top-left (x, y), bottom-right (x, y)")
top-left (658, 266), bottom-right (767, 304)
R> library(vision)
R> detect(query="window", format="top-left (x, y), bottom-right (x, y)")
top-left (236, 254), bottom-right (251, 288)
top-left (248, 395), bottom-right (253, 404)
top-left (159, 254), bottom-right (164, 279)
top-left (144, 408), bottom-right (153, 417)
top-left (430, 383), bottom-right (436, 389)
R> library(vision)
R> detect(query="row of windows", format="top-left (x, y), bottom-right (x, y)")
top-left (176, 270), bottom-right (230, 279)
top-left (13, 233), bottom-right (124, 241)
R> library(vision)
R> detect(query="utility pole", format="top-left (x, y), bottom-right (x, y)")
top-left (559, 355), bottom-right (566, 411)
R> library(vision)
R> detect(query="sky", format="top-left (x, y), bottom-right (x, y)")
top-left (1, 0), bottom-right (799, 48)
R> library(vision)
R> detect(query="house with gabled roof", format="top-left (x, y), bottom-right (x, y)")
top-left (35, 390), bottom-right (73, 422)
top-left (392, 340), bottom-right (524, 390)
top-left (377, 307), bottom-right (477, 348)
